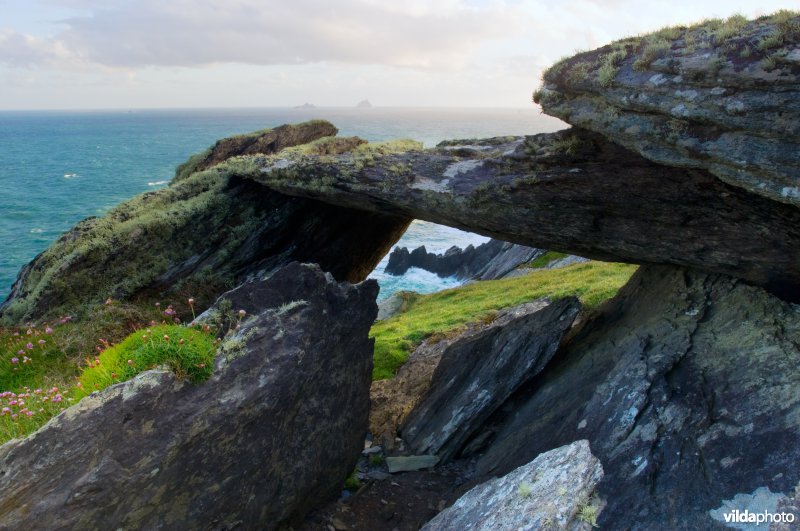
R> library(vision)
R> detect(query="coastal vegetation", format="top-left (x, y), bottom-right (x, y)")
top-left (0, 300), bottom-right (216, 444)
top-left (370, 260), bottom-right (637, 380)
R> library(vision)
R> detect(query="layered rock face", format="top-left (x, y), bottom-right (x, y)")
top-left (535, 13), bottom-right (800, 206)
top-left (0, 121), bottom-right (410, 324)
top-left (251, 128), bottom-right (800, 300)
top-left (475, 265), bottom-right (800, 530)
top-left (385, 239), bottom-right (542, 280)
top-left (400, 297), bottom-right (580, 462)
top-left (0, 263), bottom-right (378, 530)
top-left (422, 440), bottom-right (604, 531)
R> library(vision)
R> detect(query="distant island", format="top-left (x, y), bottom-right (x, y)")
top-left (294, 102), bottom-right (316, 109)
top-left (356, 99), bottom-right (372, 108)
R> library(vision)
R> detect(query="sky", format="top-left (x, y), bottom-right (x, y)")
top-left (0, 0), bottom-right (797, 110)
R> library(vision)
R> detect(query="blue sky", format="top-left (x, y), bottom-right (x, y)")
top-left (0, 0), bottom-right (797, 110)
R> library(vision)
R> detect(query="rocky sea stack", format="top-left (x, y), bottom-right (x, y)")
top-left (0, 11), bottom-right (798, 530)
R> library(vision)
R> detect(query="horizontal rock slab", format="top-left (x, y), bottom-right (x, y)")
top-left (476, 264), bottom-right (800, 529)
top-left (0, 121), bottom-right (409, 324)
top-left (422, 440), bottom-right (604, 530)
top-left (249, 128), bottom-right (800, 300)
top-left (535, 13), bottom-right (800, 206)
top-left (0, 263), bottom-right (377, 530)
top-left (401, 297), bottom-right (580, 462)
top-left (386, 455), bottom-right (439, 473)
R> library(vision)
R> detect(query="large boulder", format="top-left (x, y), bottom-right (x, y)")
top-left (535, 12), bottom-right (800, 206)
top-left (249, 128), bottom-right (800, 300)
top-left (0, 263), bottom-right (378, 530)
top-left (400, 297), bottom-right (580, 462)
top-left (0, 121), bottom-right (410, 324)
top-left (476, 265), bottom-right (800, 530)
top-left (422, 440), bottom-right (604, 531)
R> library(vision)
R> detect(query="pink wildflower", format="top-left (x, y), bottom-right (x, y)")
top-left (45, 327), bottom-right (53, 335)
top-left (25, 343), bottom-right (34, 350)
top-left (10, 357), bottom-right (19, 364)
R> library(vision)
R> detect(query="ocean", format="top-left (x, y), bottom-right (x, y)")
top-left (0, 107), bottom-right (566, 302)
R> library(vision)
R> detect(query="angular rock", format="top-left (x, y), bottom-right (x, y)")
top-left (535, 13), bottom-right (800, 206)
top-left (385, 239), bottom-right (542, 280)
top-left (401, 297), bottom-right (580, 462)
top-left (375, 290), bottom-right (418, 322)
top-left (369, 301), bottom-right (554, 440)
top-left (0, 121), bottom-right (410, 324)
top-left (0, 263), bottom-right (377, 530)
top-left (477, 265), bottom-right (800, 530)
top-left (249, 128), bottom-right (800, 300)
top-left (422, 440), bottom-right (604, 531)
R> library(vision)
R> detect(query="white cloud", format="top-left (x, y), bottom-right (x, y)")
top-left (1, 0), bottom-right (524, 69)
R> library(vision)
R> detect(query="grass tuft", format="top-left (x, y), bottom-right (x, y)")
top-left (74, 324), bottom-right (217, 399)
top-left (634, 39), bottom-right (671, 71)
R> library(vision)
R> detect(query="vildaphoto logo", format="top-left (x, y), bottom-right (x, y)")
top-left (722, 509), bottom-right (796, 525)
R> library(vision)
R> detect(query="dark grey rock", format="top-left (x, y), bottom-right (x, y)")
top-left (0, 263), bottom-right (377, 530)
top-left (422, 440), bottom-right (604, 531)
top-left (250, 129), bottom-right (800, 301)
top-left (401, 297), bottom-right (581, 462)
top-left (385, 239), bottom-right (542, 280)
top-left (536, 14), bottom-right (800, 207)
top-left (476, 265), bottom-right (800, 530)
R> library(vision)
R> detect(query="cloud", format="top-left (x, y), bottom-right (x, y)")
top-left (1, 0), bottom-right (525, 70)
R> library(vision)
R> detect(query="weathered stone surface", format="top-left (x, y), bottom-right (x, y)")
top-left (0, 121), bottom-right (410, 324)
top-left (386, 455), bottom-right (439, 473)
top-left (422, 440), bottom-right (604, 531)
top-left (249, 128), bottom-right (800, 300)
top-left (375, 290), bottom-right (417, 322)
top-left (369, 300), bottom-right (556, 440)
top-left (385, 239), bottom-right (542, 280)
top-left (401, 297), bottom-right (580, 462)
top-left (0, 263), bottom-right (377, 530)
top-left (476, 265), bottom-right (800, 530)
top-left (535, 13), bottom-right (800, 206)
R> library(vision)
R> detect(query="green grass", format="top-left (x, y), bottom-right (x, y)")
top-left (528, 251), bottom-right (569, 269)
top-left (74, 324), bottom-right (217, 398)
top-left (0, 310), bottom-right (216, 444)
top-left (369, 261), bottom-right (637, 380)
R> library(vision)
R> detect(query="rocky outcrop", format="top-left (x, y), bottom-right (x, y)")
top-left (174, 120), bottom-right (341, 180)
top-left (0, 121), bottom-right (410, 324)
top-left (0, 263), bottom-right (378, 529)
top-left (400, 297), bottom-right (580, 462)
top-left (535, 13), bottom-right (800, 206)
top-left (250, 128), bottom-right (800, 300)
top-left (422, 440), bottom-right (604, 530)
top-left (385, 239), bottom-right (542, 280)
top-left (369, 300), bottom-right (564, 441)
top-left (475, 265), bottom-right (800, 530)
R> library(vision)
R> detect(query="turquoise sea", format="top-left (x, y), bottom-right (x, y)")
top-left (0, 107), bottom-right (565, 302)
